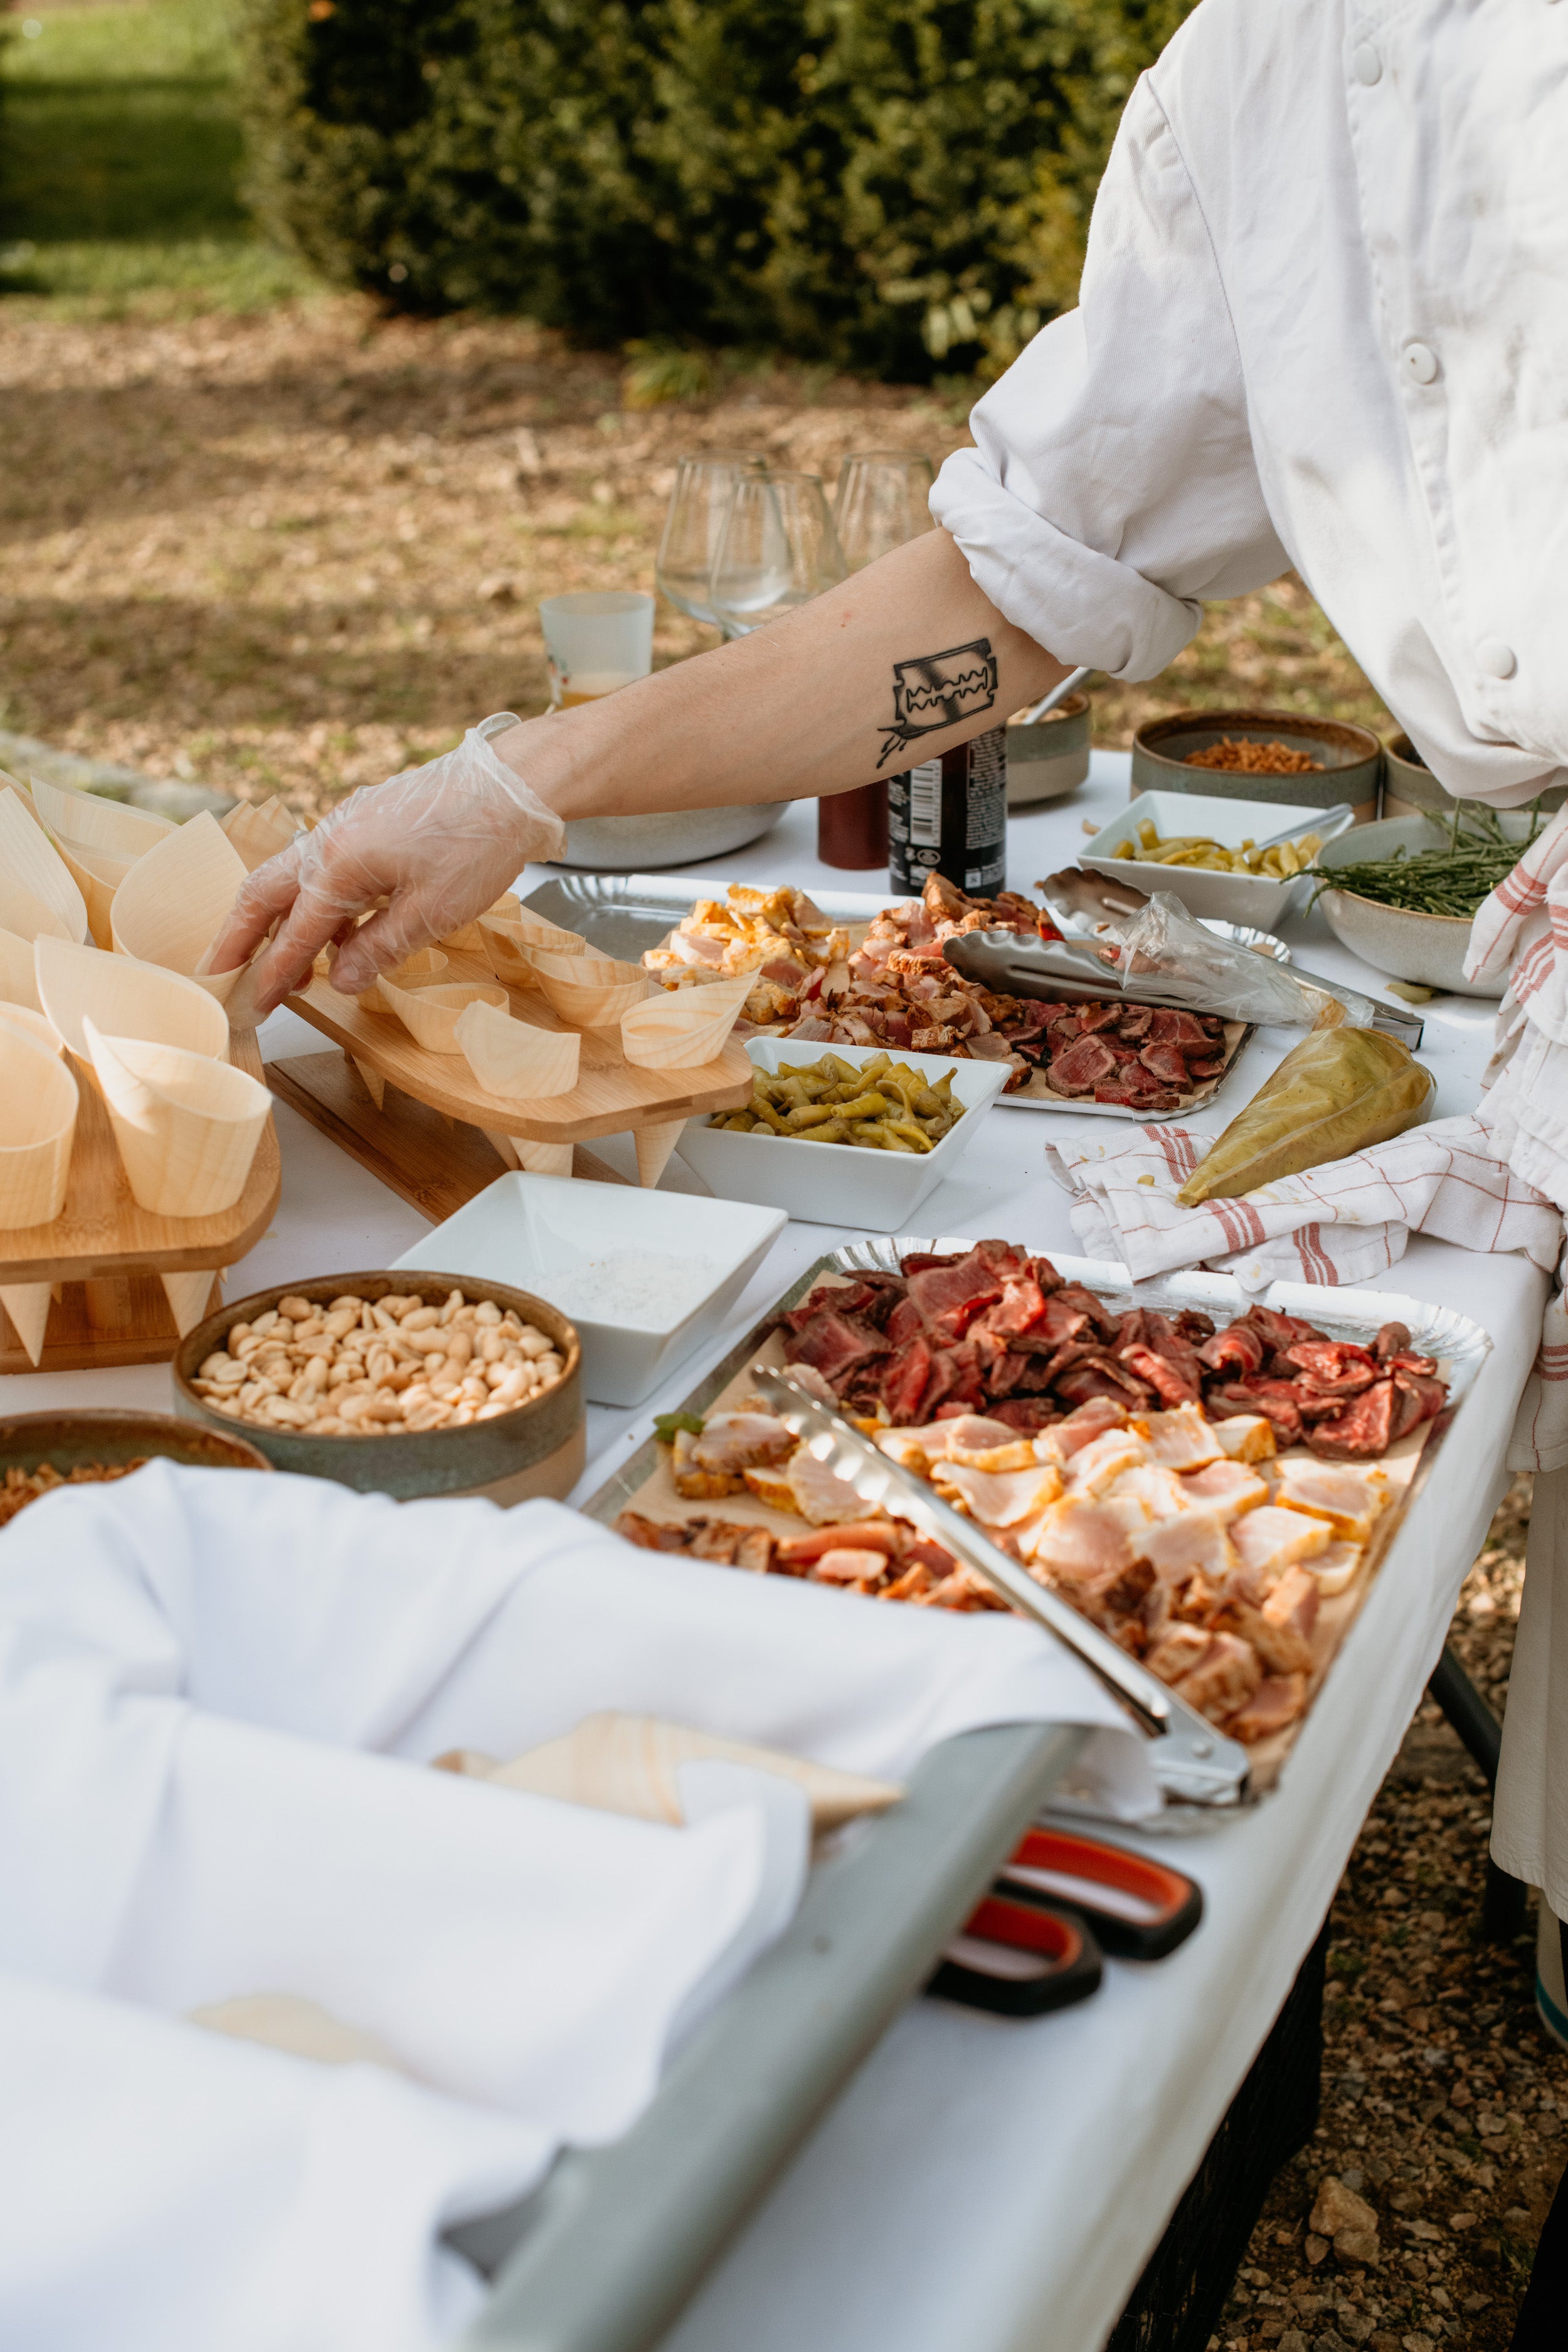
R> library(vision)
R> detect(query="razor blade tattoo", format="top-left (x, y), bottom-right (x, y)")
top-left (877, 638), bottom-right (999, 766)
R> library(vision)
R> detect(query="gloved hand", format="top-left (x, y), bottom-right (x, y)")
top-left (208, 716), bottom-right (564, 1018)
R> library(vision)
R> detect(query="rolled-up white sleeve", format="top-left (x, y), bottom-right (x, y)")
top-left (931, 75), bottom-right (1289, 681)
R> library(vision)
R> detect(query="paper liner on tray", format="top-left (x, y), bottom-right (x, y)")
top-left (110, 812), bottom-right (248, 1004)
top-left (620, 971), bottom-right (751, 1069)
top-left (34, 936), bottom-right (230, 1066)
top-left (455, 997), bottom-right (580, 1101)
top-left (438, 1711), bottom-right (902, 1830)
top-left (83, 1019), bottom-right (270, 1218)
top-left (376, 975), bottom-right (509, 1055)
top-left (0, 787), bottom-right (89, 946)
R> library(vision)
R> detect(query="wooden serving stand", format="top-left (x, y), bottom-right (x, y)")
top-left (268, 944), bottom-right (755, 1221)
top-left (0, 1030), bottom-right (282, 1374)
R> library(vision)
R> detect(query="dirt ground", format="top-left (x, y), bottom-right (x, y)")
top-left (1212, 1478), bottom-right (1565, 2352)
top-left (0, 297), bottom-right (1396, 820)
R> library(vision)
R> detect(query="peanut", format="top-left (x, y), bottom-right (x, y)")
top-left (195, 1289), bottom-right (566, 1439)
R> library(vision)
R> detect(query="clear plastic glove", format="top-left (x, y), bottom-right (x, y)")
top-left (208, 716), bottom-right (564, 1017)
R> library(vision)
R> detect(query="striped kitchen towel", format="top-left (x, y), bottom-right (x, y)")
top-left (1042, 1111), bottom-right (1562, 1294)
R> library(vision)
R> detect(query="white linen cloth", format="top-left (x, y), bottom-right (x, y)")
top-left (931, 0), bottom-right (1568, 809)
top-left (0, 1463), bottom-right (1148, 2352)
top-left (1042, 1113), bottom-right (1562, 1293)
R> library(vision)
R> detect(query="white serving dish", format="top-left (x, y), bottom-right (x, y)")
top-left (676, 1040), bottom-right (1010, 1232)
top-left (1083, 790), bottom-right (1356, 925)
top-left (393, 1173), bottom-right (787, 1409)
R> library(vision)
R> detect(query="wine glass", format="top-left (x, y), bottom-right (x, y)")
top-left (706, 470), bottom-right (846, 636)
top-left (655, 450), bottom-right (768, 632)
top-left (832, 450), bottom-right (936, 571)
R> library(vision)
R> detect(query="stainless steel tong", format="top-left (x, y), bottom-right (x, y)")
top-left (755, 1369), bottom-right (1251, 1808)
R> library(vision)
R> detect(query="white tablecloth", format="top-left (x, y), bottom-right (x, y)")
top-left (1, 753), bottom-right (1545, 2352)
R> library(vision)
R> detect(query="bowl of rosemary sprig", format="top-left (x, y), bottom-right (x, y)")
top-left (1306, 804), bottom-right (1547, 995)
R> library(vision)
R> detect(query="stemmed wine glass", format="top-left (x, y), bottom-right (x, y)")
top-left (655, 451), bottom-right (768, 635)
top-left (706, 470), bottom-right (846, 637)
top-left (832, 450), bottom-right (936, 572)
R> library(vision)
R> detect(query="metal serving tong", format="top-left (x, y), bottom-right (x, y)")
top-left (754, 1368), bottom-right (1251, 1809)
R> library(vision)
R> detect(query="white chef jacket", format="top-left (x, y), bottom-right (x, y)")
top-left (931, 0), bottom-right (1568, 810)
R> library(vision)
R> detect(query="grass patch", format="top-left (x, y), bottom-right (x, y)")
top-left (0, 0), bottom-right (317, 317)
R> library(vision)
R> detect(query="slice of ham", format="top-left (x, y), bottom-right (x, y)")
top-left (1062, 1428), bottom-right (1150, 1496)
top-left (776, 1520), bottom-right (903, 1562)
top-left (690, 1412), bottom-right (796, 1476)
top-left (811, 1548), bottom-right (893, 1584)
top-left (1027, 1492), bottom-right (1152, 1584)
top-left (933, 1459), bottom-right (1064, 1527)
top-left (1179, 1458), bottom-right (1271, 1518)
top-left (786, 1451), bottom-right (876, 1526)
top-left (1215, 1564), bottom-right (1320, 1675)
top-left (1229, 1504), bottom-right (1333, 1587)
top-left (1134, 1402), bottom-right (1223, 1471)
top-left (1228, 1672), bottom-right (1308, 1742)
top-left (1170, 1631), bottom-right (1264, 1724)
top-left (1310, 1539), bottom-right (1363, 1597)
top-left (1136, 1510), bottom-right (1240, 1582)
top-left (1274, 1459), bottom-right (1390, 1543)
top-left (1209, 1415), bottom-right (1277, 1464)
top-left (1110, 1464), bottom-right (1194, 1518)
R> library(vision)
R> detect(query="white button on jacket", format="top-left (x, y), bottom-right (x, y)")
top-left (931, 0), bottom-right (1568, 807)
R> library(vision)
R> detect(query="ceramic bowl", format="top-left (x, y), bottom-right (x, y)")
top-left (1131, 709), bottom-right (1382, 817)
top-left (1313, 812), bottom-right (1540, 997)
top-left (172, 1271), bottom-right (583, 1503)
top-left (393, 1175), bottom-right (787, 1409)
top-left (1083, 790), bottom-right (1355, 926)
top-left (0, 1408), bottom-right (271, 1500)
top-left (1382, 732), bottom-right (1566, 822)
top-left (1005, 692), bottom-right (1091, 807)
top-left (677, 1040), bottom-right (1010, 1232)
top-left (556, 803), bottom-right (788, 873)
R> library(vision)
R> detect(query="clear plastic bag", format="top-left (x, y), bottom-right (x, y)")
top-left (1113, 892), bottom-right (1382, 1030)
top-left (1177, 1028), bottom-right (1436, 1204)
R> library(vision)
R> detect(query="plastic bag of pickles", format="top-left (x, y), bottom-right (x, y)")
top-left (1177, 1029), bottom-right (1435, 1205)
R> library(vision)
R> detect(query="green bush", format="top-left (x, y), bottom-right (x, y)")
top-left (236, 0), bottom-right (1194, 378)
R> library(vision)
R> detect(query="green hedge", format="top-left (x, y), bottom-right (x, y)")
top-left (236, 0), bottom-right (1193, 379)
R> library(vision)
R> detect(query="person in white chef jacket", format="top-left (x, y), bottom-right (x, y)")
top-left (212, 1), bottom-right (1568, 2326)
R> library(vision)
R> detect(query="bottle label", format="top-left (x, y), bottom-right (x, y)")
top-left (906, 759), bottom-right (943, 847)
top-left (886, 729), bottom-right (1007, 894)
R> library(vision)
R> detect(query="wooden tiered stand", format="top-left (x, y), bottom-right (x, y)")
top-left (0, 1030), bottom-right (282, 1375)
top-left (265, 945), bottom-right (755, 1229)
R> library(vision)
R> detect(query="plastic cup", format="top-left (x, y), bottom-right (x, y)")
top-left (539, 591), bottom-right (654, 708)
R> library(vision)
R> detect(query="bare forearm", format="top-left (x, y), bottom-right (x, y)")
top-left (495, 528), bottom-right (1065, 817)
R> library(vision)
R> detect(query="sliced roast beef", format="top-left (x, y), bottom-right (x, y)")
top-left (987, 1397), bottom-right (1061, 1432)
top-left (1138, 1040), bottom-right (1192, 1088)
top-left (1306, 1378), bottom-right (1402, 1458)
top-left (781, 1310), bottom-right (890, 1389)
top-left (879, 1335), bottom-right (933, 1424)
top-left (1054, 1283), bottom-right (1123, 1341)
top-left (1075, 1003), bottom-right (1122, 1034)
top-left (1282, 1338), bottom-right (1379, 1396)
top-left (1199, 1321), bottom-right (1268, 1376)
top-left (1116, 1005), bottom-right (1155, 1040)
top-left (1373, 1320), bottom-right (1412, 1362)
top-left (1047, 1034), bottom-right (1120, 1094)
top-left (1052, 1351), bottom-right (1157, 1410)
top-left (1205, 1377), bottom-right (1305, 1446)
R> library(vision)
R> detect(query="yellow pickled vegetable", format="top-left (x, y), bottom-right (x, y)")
top-left (1110, 823), bottom-right (1322, 878)
top-left (1177, 1030), bottom-right (1434, 1205)
top-left (713, 1052), bottom-right (963, 1152)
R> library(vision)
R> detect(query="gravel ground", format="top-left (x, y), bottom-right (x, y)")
top-left (0, 298), bottom-right (1394, 822)
top-left (1213, 1476), bottom-right (1568, 2352)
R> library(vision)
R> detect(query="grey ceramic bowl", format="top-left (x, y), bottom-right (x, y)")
top-left (1005, 692), bottom-right (1091, 807)
top-left (0, 1407), bottom-right (272, 1493)
top-left (1314, 812), bottom-right (1539, 997)
top-left (557, 802), bottom-right (787, 872)
top-left (1383, 731), bottom-right (1566, 822)
top-left (1132, 709), bottom-right (1382, 817)
top-left (172, 1270), bottom-right (584, 1503)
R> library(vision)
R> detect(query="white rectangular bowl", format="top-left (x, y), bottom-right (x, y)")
top-left (1083, 790), bottom-right (1356, 925)
top-left (676, 1040), bottom-right (1010, 1232)
top-left (393, 1173), bottom-right (787, 1409)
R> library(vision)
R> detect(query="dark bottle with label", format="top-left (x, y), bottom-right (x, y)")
top-left (886, 726), bottom-right (1007, 896)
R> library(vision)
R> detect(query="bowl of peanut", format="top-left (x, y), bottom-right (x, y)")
top-left (172, 1271), bottom-right (584, 1503)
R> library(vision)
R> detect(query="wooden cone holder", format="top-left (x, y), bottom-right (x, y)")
top-left (0, 1029), bottom-right (281, 1375)
top-left (270, 942), bottom-right (753, 1214)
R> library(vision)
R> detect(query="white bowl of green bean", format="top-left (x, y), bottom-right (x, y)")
top-left (677, 1041), bottom-right (1010, 1231)
top-left (1311, 809), bottom-right (1544, 996)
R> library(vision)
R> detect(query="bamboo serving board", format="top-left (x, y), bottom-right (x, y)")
top-left (282, 943), bottom-right (754, 1172)
top-left (0, 1030), bottom-right (282, 1374)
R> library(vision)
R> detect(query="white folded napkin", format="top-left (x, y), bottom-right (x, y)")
top-left (0, 1465), bottom-right (1149, 2352)
top-left (1043, 1111), bottom-right (1562, 1291)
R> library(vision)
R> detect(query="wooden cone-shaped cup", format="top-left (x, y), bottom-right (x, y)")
top-left (221, 796), bottom-right (298, 874)
top-left (0, 787), bottom-right (88, 945)
top-left (110, 812), bottom-right (248, 1004)
top-left (0, 1016), bottom-right (79, 1230)
top-left (488, 1712), bottom-right (902, 1830)
top-left (35, 936), bottom-right (229, 1064)
top-left (0, 1282), bottom-right (53, 1367)
top-left (85, 1019), bottom-right (270, 1217)
top-left (376, 976), bottom-right (508, 1055)
top-left (29, 774), bottom-right (176, 864)
top-left (48, 837), bottom-right (124, 950)
top-left (620, 972), bottom-right (751, 1070)
top-left (455, 998), bottom-right (580, 1101)
top-left (0, 926), bottom-right (45, 1013)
